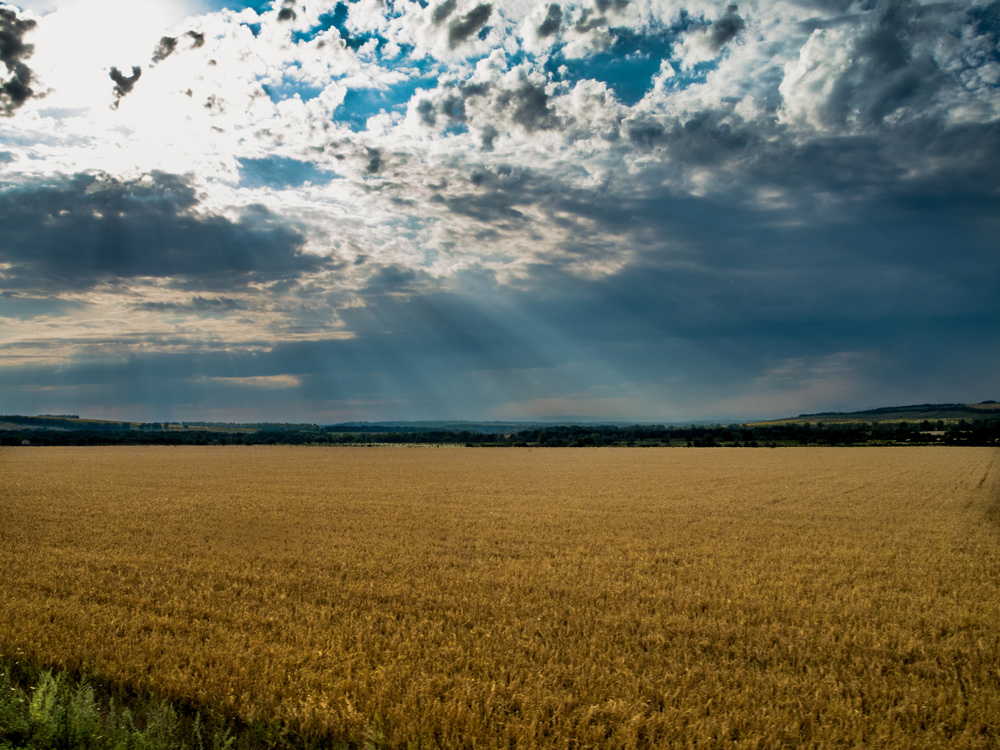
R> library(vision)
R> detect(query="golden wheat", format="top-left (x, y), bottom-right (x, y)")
top-left (1, 446), bottom-right (998, 748)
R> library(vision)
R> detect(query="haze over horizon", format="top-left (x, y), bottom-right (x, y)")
top-left (1, 0), bottom-right (998, 424)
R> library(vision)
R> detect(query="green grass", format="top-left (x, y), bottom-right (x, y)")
top-left (0, 659), bottom-right (237, 750)
top-left (0, 656), bottom-right (379, 750)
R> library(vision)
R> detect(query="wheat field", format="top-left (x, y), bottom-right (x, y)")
top-left (1, 446), bottom-right (999, 749)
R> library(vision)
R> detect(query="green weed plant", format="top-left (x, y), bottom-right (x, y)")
top-left (0, 661), bottom-right (236, 750)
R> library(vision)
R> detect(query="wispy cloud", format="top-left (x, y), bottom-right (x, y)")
top-left (196, 374), bottom-right (302, 389)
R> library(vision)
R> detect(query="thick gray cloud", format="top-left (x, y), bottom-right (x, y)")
top-left (498, 80), bottom-right (557, 131)
top-left (0, 172), bottom-right (323, 292)
top-left (277, 0), bottom-right (297, 22)
top-left (448, 4), bottom-right (492, 48)
top-left (366, 147), bottom-right (383, 174)
top-left (479, 124), bottom-right (499, 150)
top-left (416, 98), bottom-right (436, 126)
top-left (594, 0), bottom-right (629, 13)
top-left (536, 4), bottom-right (562, 37)
top-left (822, 0), bottom-right (942, 126)
top-left (110, 65), bottom-right (141, 108)
top-left (151, 36), bottom-right (177, 64)
top-left (0, 6), bottom-right (37, 115)
top-left (440, 92), bottom-right (467, 123)
top-left (573, 8), bottom-right (608, 34)
top-left (707, 4), bottom-right (745, 52)
top-left (778, 0), bottom-right (990, 130)
top-left (432, 0), bottom-right (458, 26)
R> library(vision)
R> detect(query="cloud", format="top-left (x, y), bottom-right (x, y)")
top-left (676, 3), bottom-right (745, 69)
top-left (536, 4), bottom-right (562, 38)
top-left (777, 0), bottom-right (982, 130)
top-left (498, 78), bottom-right (557, 131)
top-left (706, 3), bottom-right (746, 51)
top-left (0, 5), bottom-right (37, 114)
top-left (448, 3), bottom-right (492, 49)
top-left (134, 296), bottom-right (248, 313)
top-left (365, 147), bottom-right (382, 174)
top-left (198, 374), bottom-right (301, 389)
top-left (480, 123), bottom-right (498, 150)
top-left (0, 172), bottom-right (324, 293)
top-left (151, 35), bottom-right (177, 64)
top-left (432, 0), bottom-right (458, 26)
top-left (109, 64), bottom-right (141, 108)
top-left (277, 0), bottom-right (296, 23)
top-left (595, 0), bottom-right (629, 13)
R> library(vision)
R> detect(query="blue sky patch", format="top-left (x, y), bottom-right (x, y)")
top-left (337, 75), bottom-right (439, 131)
top-left (293, 6), bottom-right (347, 45)
top-left (199, 0), bottom-right (273, 12)
top-left (291, 3), bottom-right (391, 53)
top-left (545, 28), bottom-right (675, 106)
top-left (238, 157), bottom-right (338, 188)
top-left (0, 294), bottom-right (82, 320)
top-left (261, 76), bottom-right (325, 104)
top-left (659, 59), bottom-right (719, 93)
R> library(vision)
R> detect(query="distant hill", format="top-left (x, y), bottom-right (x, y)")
top-left (757, 401), bottom-right (1000, 425)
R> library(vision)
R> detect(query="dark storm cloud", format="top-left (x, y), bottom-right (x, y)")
top-left (595, 0), bottom-right (629, 13)
top-left (623, 110), bottom-right (757, 162)
top-left (448, 4), bottom-right (492, 48)
top-left (362, 264), bottom-right (424, 295)
top-left (417, 90), bottom-right (468, 129)
top-left (537, 4), bottom-right (562, 37)
top-left (438, 166), bottom-right (538, 226)
top-left (366, 147), bottom-right (383, 173)
top-left (187, 30), bottom-right (206, 48)
top-left (706, 4), bottom-right (745, 52)
top-left (432, 0), bottom-right (458, 26)
top-left (440, 93), bottom-right (466, 123)
top-left (110, 66), bottom-right (141, 108)
top-left (152, 36), bottom-right (177, 63)
top-left (0, 172), bottom-right (324, 292)
top-left (480, 124), bottom-right (498, 151)
top-left (416, 98), bottom-right (436, 126)
top-left (411, 147), bottom-right (998, 415)
top-left (0, 6), bottom-right (37, 115)
top-left (497, 80), bottom-right (557, 131)
top-left (801, 0), bottom-right (958, 128)
top-left (277, 0), bottom-right (297, 22)
top-left (574, 8), bottom-right (608, 33)
top-left (460, 81), bottom-right (490, 98)
top-left (435, 108), bottom-right (1000, 331)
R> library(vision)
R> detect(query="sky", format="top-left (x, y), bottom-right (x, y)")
top-left (0, 0), bottom-right (997, 424)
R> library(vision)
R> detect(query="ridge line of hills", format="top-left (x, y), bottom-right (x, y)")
top-left (754, 400), bottom-right (1000, 425)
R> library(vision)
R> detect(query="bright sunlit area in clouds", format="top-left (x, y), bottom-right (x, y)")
top-left (1, 0), bottom-right (998, 422)
top-left (20, 0), bottom-right (200, 106)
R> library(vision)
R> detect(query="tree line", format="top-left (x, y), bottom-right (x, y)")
top-left (2, 418), bottom-right (998, 447)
